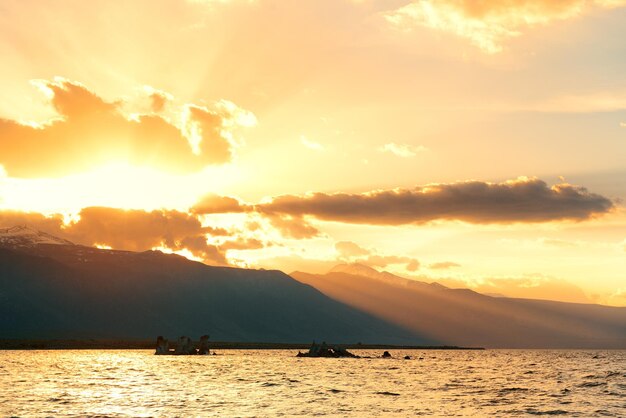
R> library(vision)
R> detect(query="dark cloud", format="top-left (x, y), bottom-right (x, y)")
top-left (260, 178), bottom-right (614, 225)
top-left (0, 79), bottom-right (251, 178)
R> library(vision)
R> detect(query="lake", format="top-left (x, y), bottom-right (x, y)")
top-left (1, 349), bottom-right (624, 416)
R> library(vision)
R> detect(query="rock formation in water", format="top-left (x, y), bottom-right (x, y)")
top-left (175, 336), bottom-right (197, 355)
top-left (297, 341), bottom-right (358, 358)
top-left (155, 335), bottom-right (211, 355)
top-left (155, 336), bottom-right (169, 355)
top-left (198, 335), bottom-right (210, 355)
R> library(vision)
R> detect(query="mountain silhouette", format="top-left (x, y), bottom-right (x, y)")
top-left (0, 227), bottom-right (425, 344)
top-left (291, 264), bottom-right (626, 348)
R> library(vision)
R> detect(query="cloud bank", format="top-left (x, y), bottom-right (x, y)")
top-left (0, 207), bottom-right (230, 265)
top-left (259, 178), bottom-right (614, 225)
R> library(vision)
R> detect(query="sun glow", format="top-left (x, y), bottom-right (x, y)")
top-left (0, 162), bottom-right (246, 215)
top-left (151, 245), bottom-right (204, 262)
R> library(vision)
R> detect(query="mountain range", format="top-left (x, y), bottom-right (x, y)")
top-left (1, 225), bottom-right (625, 348)
top-left (0, 226), bottom-right (420, 344)
top-left (292, 264), bottom-right (626, 348)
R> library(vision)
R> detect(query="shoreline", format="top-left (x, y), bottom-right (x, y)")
top-left (0, 339), bottom-right (484, 351)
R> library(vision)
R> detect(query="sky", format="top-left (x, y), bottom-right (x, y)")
top-left (0, 0), bottom-right (625, 305)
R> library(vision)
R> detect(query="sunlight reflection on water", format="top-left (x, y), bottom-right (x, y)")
top-left (0, 349), bottom-right (624, 417)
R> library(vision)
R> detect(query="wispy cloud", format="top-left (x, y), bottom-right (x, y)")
top-left (379, 142), bottom-right (426, 158)
top-left (334, 240), bottom-right (420, 271)
top-left (385, 0), bottom-right (626, 53)
top-left (428, 261), bottom-right (461, 270)
top-left (300, 135), bottom-right (324, 151)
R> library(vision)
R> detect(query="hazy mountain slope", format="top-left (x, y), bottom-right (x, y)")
top-left (291, 267), bottom-right (626, 348)
top-left (0, 233), bottom-right (427, 344)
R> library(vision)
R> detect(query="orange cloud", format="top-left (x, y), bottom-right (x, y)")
top-left (191, 193), bottom-right (248, 214)
top-left (0, 210), bottom-right (66, 235)
top-left (0, 207), bottom-right (229, 265)
top-left (334, 240), bottom-right (420, 271)
top-left (266, 214), bottom-right (320, 239)
top-left (144, 87), bottom-right (172, 113)
top-left (335, 241), bottom-right (370, 258)
top-left (260, 178), bottom-right (614, 225)
top-left (429, 261), bottom-right (461, 269)
top-left (365, 255), bottom-right (420, 271)
top-left (0, 78), bottom-right (254, 177)
top-left (385, 0), bottom-right (626, 53)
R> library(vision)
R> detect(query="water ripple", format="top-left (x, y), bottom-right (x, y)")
top-left (0, 349), bottom-right (624, 416)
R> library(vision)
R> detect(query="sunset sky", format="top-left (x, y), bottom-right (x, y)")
top-left (1, 0), bottom-right (625, 305)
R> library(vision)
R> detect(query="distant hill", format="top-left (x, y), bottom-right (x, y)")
top-left (0, 226), bottom-right (425, 344)
top-left (291, 264), bottom-right (626, 348)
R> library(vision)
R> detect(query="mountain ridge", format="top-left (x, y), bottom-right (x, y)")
top-left (290, 268), bottom-right (626, 348)
top-left (0, 227), bottom-right (425, 345)
top-left (2, 226), bottom-right (624, 348)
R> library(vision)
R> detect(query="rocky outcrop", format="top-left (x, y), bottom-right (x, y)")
top-left (155, 335), bottom-right (211, 355)
top-left (155, 336), bottom-right (169, 355)
top-left (175, 336), bottom-right (196, 355)
top-left (198, 335), bottom-right (210, 355)
top-left (296, 342), bottom-right (358, 358)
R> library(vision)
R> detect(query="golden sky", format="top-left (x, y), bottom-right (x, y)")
top-left (1, 0), bottom-right (625, 305)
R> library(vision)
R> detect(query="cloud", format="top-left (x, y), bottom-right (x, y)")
top-left (0, 78), bottom-right (255, 178)
top-left (70, 207), bottom-right (230, 265)
top-left (385, 0), bottom-right (626, 53)
top-left (266, 214), bottom-right (321, 239)
top-left (189, 193), bottom-right (321, 240)
top-left (540, 238), bottom-right (580, 248)
top-left (609, 288), bottom-right (626, 301)
top-left (0, 207), bottom-right (229, 265)
top-left (429, 261), bottom-right (461, 269)
top-left (334, 240), bottom-right (419, 271)
top-left (364, 254), bottom-right (420, 271)
top-left (300, 135), bottom-right (324, 151)
top-left (191, 193), bottom-right (248, 214)
top-left (219, 237), bottom-right (266, 251)
top-left (335, 241), bottom-right (370, 258)
top-left (406, 259), bottom-right (420, 272)
top-left (143, 86), bottom-right (173, 113)
top-left (260, 177), bottom-right (614, 225)
top-left (0, 210), bottom-right (66, 235)
top-left (379, 142), bottom-right (426, 158)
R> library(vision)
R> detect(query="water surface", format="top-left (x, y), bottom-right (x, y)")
top-left (1, 349), bottom-right (624, 416)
